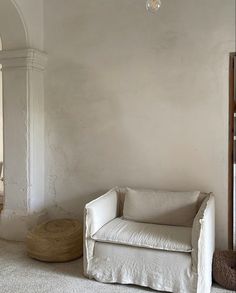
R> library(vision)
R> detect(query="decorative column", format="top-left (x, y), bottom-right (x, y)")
top-left (0, 49), bottom-right (47, 240)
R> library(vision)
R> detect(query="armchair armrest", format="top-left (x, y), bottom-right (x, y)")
top-left (83, 188), bottom-right (119, 276)
top-left (84, 187), bottom-right (119, 236)
top-left (192, 193), bottom-right (215, 293)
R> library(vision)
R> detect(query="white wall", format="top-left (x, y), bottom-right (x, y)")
top-left (44, 0), bottom-right (235, 249)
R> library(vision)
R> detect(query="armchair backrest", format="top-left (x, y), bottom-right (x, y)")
top-left (116, 187), bottom-right (208, 227)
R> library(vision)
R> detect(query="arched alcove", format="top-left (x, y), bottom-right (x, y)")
top-left (0, 0), bottom-right (47, 240)
top-left (0, 0), bottom-right (28, 50)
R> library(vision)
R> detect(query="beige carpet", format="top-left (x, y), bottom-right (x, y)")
top-left (0, 239), bottom-right (233, 293)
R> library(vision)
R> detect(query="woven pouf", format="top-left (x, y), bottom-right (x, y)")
top-left (27, 219), bottom-right (83, 262)
top-left (213, 250), bottom-right (236, 291)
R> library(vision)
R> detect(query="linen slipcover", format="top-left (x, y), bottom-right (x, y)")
top-left (123, 188), bottom-right (200, 227)
top-left (92, 217), bottom-right (192, 252)
top-left (84, 187), bottom-right (215, 293)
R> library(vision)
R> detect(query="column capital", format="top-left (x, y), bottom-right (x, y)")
top-left (0, 48), bottom-right (47, 71)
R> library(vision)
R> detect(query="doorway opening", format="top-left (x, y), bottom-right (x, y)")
top-left (0, 37), bottom-right (3, 213)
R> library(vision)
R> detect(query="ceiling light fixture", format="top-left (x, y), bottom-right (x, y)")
top-left (146, 0), bottom-right (161, 13)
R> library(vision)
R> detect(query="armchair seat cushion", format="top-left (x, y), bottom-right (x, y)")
top-left (92, 217), bottom-right (192, 253)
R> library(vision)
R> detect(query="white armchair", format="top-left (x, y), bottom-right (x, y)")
top-left (84, 187), bottom-right (215, 293)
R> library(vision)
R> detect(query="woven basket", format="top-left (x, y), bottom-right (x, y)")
top-left (27, 219), bottom-right (83, 262)
top-left (213, 250), bottom-right (236, 291)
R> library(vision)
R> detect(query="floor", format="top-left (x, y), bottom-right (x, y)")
top-left (0, 239), bottom-right (234, 293)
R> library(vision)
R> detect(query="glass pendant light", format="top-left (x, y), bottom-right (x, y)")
top-left (146, 0), bottom-right (161, 13)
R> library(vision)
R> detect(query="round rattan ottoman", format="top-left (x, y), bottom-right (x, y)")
top-left (26, 219), bottom-right (83, 262)
top-left (213, 250), bottom-right (236, 291)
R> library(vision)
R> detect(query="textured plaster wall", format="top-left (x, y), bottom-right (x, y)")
top-left (44, 0), bottom-right (235, 249)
